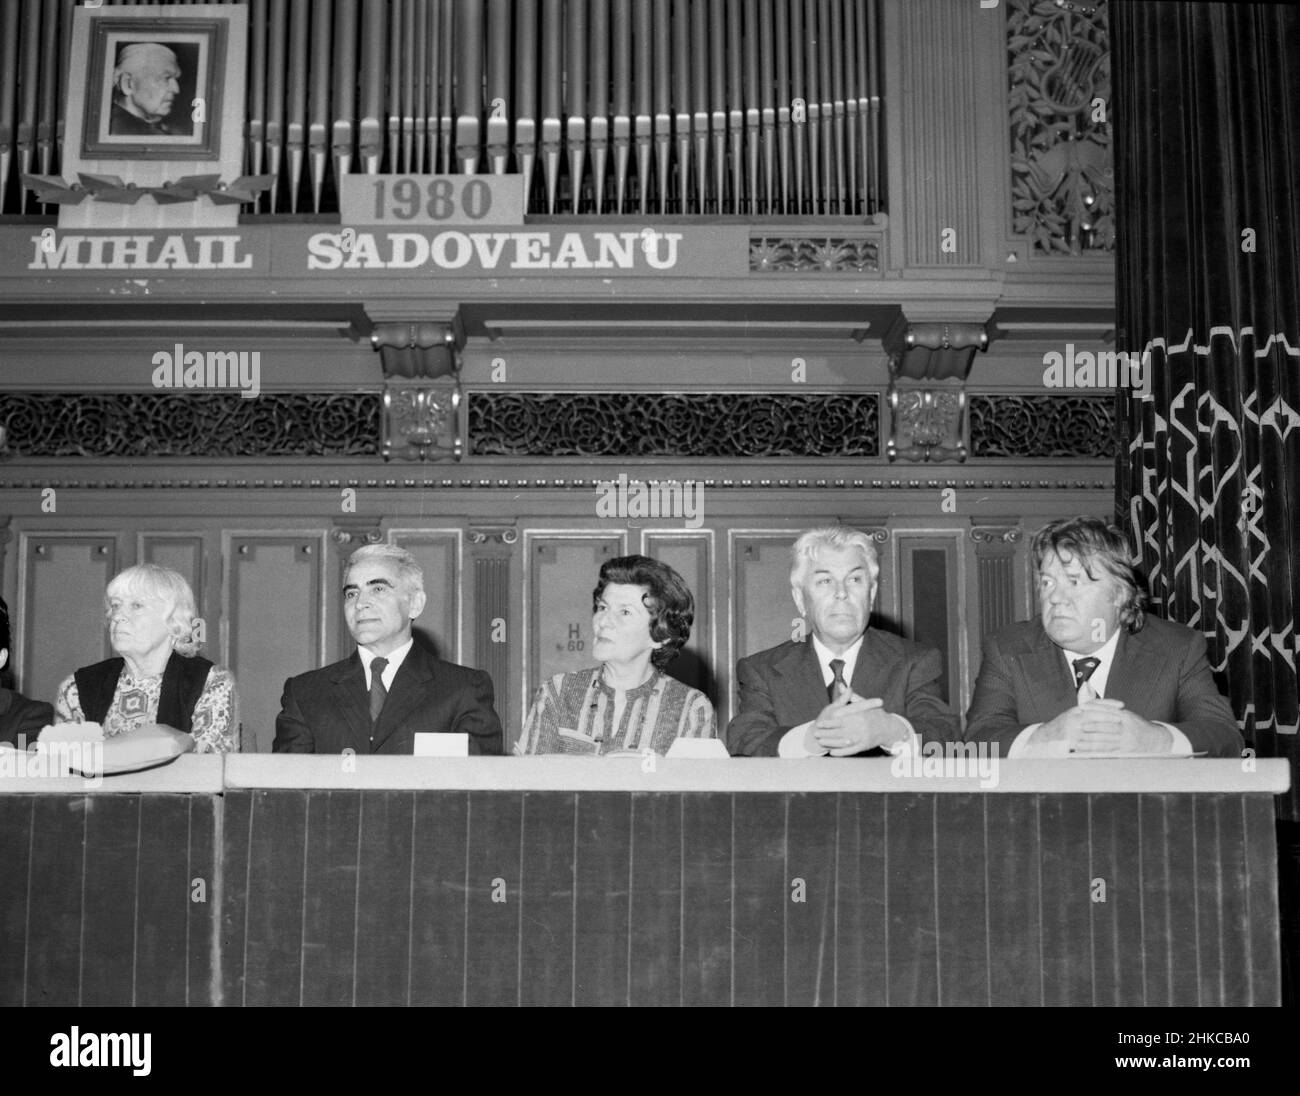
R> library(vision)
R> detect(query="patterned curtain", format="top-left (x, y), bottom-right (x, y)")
top-left (1113, 2), bottom-right (1299, 817)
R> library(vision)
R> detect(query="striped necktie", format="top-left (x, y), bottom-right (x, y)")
top-left (369, 657), bottom-right (389, 725)
top-left (828, 658), bottom-right (849, 702)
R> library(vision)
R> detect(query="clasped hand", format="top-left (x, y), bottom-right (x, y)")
top-left (1032, 697), bottom-right (1171, 755)
top-left (805, 691), bottom-right (906, 756)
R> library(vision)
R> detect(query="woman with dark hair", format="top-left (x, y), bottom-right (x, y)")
top-left (517, 555), bottom-right (716, 755)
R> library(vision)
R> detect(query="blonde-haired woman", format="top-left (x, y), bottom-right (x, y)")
top-left (54, 564), bottom-right (237, 752)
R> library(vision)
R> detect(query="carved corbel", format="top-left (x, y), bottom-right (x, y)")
top-left (369, 319), bottom-right (466, 462)
top-left (883, 318), bottom-right (989, 463)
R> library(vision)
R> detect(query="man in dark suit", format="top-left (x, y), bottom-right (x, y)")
top-left (965, 516), bottom-right (1242, 758)
top-left (727, 525), bottom-right (958, 757)
top-left (0, 595), bottom-right (53, 748)
top-left (273, 544), bottom-right (503, 754)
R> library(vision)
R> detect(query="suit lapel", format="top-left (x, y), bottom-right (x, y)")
top-left (370, 646), bottom-right (434, 750)
top-left (776, 640), bottom-right (831, 721)
top-left (1105, 628), bottom-right (1150, 706)
top-left (1020, 630), bottom-right (1076, 721)
top-left (330, 653), bottom-right (372, 752)
top-left (850, 631), bottom-right (898, 701)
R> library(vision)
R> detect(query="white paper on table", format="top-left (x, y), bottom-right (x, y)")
top-left (1070, 751), bottom-right (1207, 759)
top-left (665, 737), bottom-right (730, 759)
top-left (414, 732), bottom-right (469, 757)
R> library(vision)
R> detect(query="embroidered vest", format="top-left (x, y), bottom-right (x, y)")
top-left (74, 652), bottom-right (213, 734)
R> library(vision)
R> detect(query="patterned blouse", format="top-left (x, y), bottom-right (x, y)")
top-left (517, 667), bottom-right (716, 756)
top-left (54, 665), bottom-right (238, 754)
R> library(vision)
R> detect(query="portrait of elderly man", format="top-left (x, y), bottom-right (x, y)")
top-left (964, 516), bottom-right (1243, 758)
top-left (727, 525), bottom-right (959, 757)
top-left (108, 41), bottom-right (190, 137)
top-left (274, 543), bottom-right (504, 755)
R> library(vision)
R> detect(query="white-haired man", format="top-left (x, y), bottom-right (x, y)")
top-left (727, 525), bottom-right (959, 757)
top-left (109, 42), bottom-right (184, 136)
top-left (274, 544), bottom-right (503, 754)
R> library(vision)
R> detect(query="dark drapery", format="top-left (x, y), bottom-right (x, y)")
top-left (1113, 2), bottom-right (1299, 817)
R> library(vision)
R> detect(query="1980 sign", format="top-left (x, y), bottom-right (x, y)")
top-left (339, 174), bottom-right (525, 226)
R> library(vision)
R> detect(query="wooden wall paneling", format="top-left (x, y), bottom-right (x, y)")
top-left (0, 797), bottom-right (32, 1004)
top-left (218, 788), bottom-right (251, 1006)
top-left (729, 532), bottom-right (798, 714)
top-left (78, 796), bottom-right (143, 1006)
top-left (20, 533), bottom-right (119, 710)
top-left (518, 791), bottom-right (577, 1007)
top-left (522, 531), bottom-right (626, 724)
top-left (138, 534), bottom-right (205, 617)
top-left (206, 784), bottom-right (1280, 1008)
top-left (24, 796), bottom-right (90, 1005)
top-left (409, 790), bottom-right (471, 1006)
top-left (680, 793), bottom-right (732, 1006)
top-left (134, 794), bottom-right (201, 1007)
top-left (463, 526), bottom-right (514, 737)
top-left (240, 788), bottom-right (308, 1006)
top-left (933, 793), bottom-right (990, 1006)
top-left (1038, 793), bottom-right (1093, 1005)
top-left (968, 522), bottom-right (1021, 643)
top-left (784, 792), bottom-right (839, 1005)
top-left (464, 790), bottom-right (524, 1006)
top-left (300, 789), bottom-right (363, 1006)
top-left (835, 791), bottom-right (889, 1005)
top-left (641, 530), bottom-right (718, 719)
top-left (731, 794), bottom-right (787, 1006)
top-left (1087, 793), bottom-right (1145, 1006)
top-left (572, 791), bottom-right (633, 1006)
top-left (226, 534), bottom-right (325, 753)
top-left (390, 529), bottom-right (463, 665)
top-left (185, 792), bottom-right (217, 1006)
top-left (983, 794), bottom-right (1041, 1005)
top-left (894, 530), bottom-right (964, 710)
top-left (1243, 795), bottom-right (1283, 1005)
top-left (4, 791), bottom-right (217, 1007)
top-left (883, 793), bottom-right (940, 1005)
top-left (628, 792), bottom-right (684, 1006)
top-left (1137, 793), bottom-right (1174, 1005)
top-left (355, 790), bottom-right (417, 1007)
top-left (1190, 790), bottom-right (1227, 1008)
top-left (1158, 794), bottom-right (1200, 1005)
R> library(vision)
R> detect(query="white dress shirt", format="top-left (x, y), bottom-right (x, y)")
top-left (359, 637), bottom-right (413, 692)
top-left (1006, 627), bottom-right (1193, 757)
top-left (777, 634), bottom-right (921, 758)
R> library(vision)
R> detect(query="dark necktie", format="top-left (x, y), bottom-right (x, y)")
top-left (369, 657), bottom-right (389, 725)
top-left (1072, 656), bottom-right (1101, 690)
top-left (828, 658), bottom-right (849, 702)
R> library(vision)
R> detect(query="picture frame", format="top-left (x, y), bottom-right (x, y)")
top-left (78, 14), bottom-right (228, 161)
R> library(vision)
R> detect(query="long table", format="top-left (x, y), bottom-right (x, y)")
top-left (1, 756), bottom-right (1288, 1007)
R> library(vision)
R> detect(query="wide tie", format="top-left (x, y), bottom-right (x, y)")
top-left (369, 656), bottom-right (389, 726)
top-left (828, 658), bottom-right (849, 702)
top-left (1071, 656), bottom-right (1101, 691)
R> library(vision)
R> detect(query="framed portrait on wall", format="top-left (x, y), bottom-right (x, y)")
top-left (78, 15), bottom-right (227, 160)
top-left (58, 4), bottom-right (247, 228)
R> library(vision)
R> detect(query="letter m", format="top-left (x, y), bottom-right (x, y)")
top-left (101, 1033), bottom-right (130, 1067)
top-left (945, 741), bottom-right (980, 762)
top-left (29, 235), bottom-right (82, 270)
top-left (1096, 349), bottom-right (1124, 387)
top-left (207, 350), bottom-right (238, 387)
